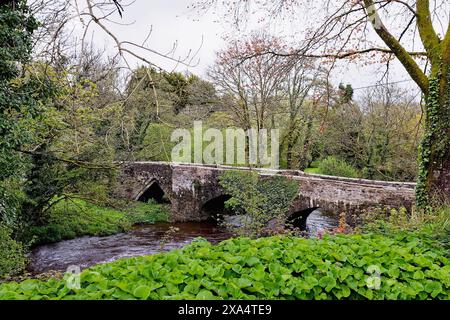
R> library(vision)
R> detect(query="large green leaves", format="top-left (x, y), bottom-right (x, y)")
top-left (0, 233), bottom-right (448, 300)
top-left (133, 285), bottom-right (151, 299)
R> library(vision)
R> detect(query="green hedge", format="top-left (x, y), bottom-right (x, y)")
top-left (1, 234), bottom-right (448, 299)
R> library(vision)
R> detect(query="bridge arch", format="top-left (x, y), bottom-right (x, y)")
top-left (201, 194), bottom-right (234, 221)
top-left (286, 207), bottom-right (320, 229)
top-left (135, 179), bottom-right (171, 204)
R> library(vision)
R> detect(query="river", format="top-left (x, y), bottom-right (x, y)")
top-left (28, 210), bottom-right (338, 274)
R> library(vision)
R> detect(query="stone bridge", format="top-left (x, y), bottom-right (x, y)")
top-left (116, 162), bottom-right (416, 224)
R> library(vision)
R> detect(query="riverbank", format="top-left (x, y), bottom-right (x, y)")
top-left (1, 231), bottom-right (449, 300)
top-left (27, 198), bottom-right (169, 245)
top-left (20, 209), bottom-right (337, 277)
top-left (1, 206), bottom-right (448, 299)
top-left (0, 198), bottom-right (170, 280)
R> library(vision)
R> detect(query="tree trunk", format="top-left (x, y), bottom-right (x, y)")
top-left (428, 156), bottom-right (450, 203)
top-left (416, 71), bottom-right (450, 206)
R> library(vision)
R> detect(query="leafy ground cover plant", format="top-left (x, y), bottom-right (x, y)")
top-left (1, 233), bottom-right (448, 300)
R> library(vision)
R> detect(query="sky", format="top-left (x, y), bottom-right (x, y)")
top-left (90, 0), bottom-right (421, 99)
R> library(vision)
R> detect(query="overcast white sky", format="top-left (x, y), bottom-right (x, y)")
top-left (91, 0), bottom-right (421, 99)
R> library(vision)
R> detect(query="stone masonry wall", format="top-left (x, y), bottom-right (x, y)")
top-left (117, 162), bottom-right (416, 222)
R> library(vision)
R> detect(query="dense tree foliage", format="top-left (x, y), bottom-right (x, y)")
top-left (0, 1), bottom-right (39, 225)
top-left (0, 0), bottom-right (40, 277)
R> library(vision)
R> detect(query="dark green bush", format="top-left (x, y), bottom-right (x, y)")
top-left (0, 223), bottom-right (27, 279)
top-left (219, 171), bottom-right (299, 237)
top-left (1, 233), bottom-right (448, 300)
top-left (318, 156), bottom-right (359, 178)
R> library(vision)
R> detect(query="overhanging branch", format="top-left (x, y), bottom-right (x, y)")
top-left (363, 0), bottom-right (429, 94)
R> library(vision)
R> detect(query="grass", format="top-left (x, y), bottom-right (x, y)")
top-left (28, 198), bottom-right (169, 245)
top-left (304, 160), bottom-right (322, 174)
top-left (125, 199), bottom-right (170, 225)
top-left (304, 167), bottom-right (322, 174)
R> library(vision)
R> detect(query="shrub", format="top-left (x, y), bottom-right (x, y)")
top-left (318, 156), bottom-right (359, 178)
top-left (219, 171), bottom-right (299, 237)
top-left (0, 223), bottom-right (27, 279)
top-left (359, 206), bottom-right (450, 248)
top-left (0, 234), bottom-right (448, 300)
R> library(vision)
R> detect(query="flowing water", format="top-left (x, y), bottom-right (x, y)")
top-left (305, 209), bottom-right (339, 235)
top-left (28, 210), bottom-right (338, 275)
